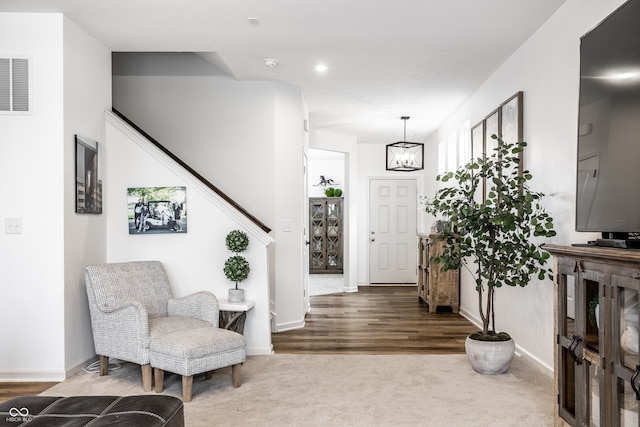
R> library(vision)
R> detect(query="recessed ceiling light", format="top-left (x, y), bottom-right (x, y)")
top-left (264, 58), bottom-right (278, 68)
top-left (315, 63), bottom-right (328, 73)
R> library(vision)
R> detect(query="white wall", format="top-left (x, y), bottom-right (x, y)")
top-left (113, 64), bottom-right (276, 228)
top-left (308, 149), bottom-right (345, 198)
top-left (272, 86), bottom-right (307, 331)
top-left (0, 13), bottom-right (65, 381)
top-left (424, 0), bottom-right (625, 371)
top-left (113, 56), bottom-right (308, 332)
top-left (62, 16), bottom-right (111, 376)
top-left (104, 112), bottom-right (275, 354)
top-left (0, 13), bottom-right (110, 381)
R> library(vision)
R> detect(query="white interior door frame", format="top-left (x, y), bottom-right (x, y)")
top-left (302, 152), bottom-right (310, 312)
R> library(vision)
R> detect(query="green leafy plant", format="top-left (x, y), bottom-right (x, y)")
top-left (424, 135), bottom-right (556, 339)
top-left (226, 229), bottom-right (249, 253)
top-left (334, 188), bottom-right (343, 197)
top-left (325, 187), bottom-right (335, 197)
top-left (224, 229), bottom-right (250, 289)
top-left (224, 255), bottom-right (250, 288)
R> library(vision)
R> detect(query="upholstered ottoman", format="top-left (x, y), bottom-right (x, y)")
top-left (0, 395), bottom-right (184, 427)
top-left (149, 327), bottom-right (246, 402)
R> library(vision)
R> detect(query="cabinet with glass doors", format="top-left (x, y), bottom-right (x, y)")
top-left (547, 244), bottom-right (640, 427)
top-left (309, 197), bottom-right (343, 273)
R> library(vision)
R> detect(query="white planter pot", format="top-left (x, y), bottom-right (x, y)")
top-left (228, 288), bottom-right (244, 302)
top-left (465, 335), bottom-right (515, 375)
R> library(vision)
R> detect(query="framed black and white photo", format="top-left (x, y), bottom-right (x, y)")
top-left (75, 135), bottom-right (102, 214)
top-left (127, 186), bottom-right (187, 234)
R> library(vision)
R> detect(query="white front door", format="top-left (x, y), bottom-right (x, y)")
top-left (369, 179), bottom-right (417, 284)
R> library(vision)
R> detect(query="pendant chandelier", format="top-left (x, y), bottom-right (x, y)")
top-left (385, 116), bottom-right (424, 171)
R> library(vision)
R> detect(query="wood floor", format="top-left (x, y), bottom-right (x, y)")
top-left (0, 382), bottom-right (57, 404)
top-left (0, 286), bottom-right (475, 403)
top-left (272, 285), bottom-right (476, 354)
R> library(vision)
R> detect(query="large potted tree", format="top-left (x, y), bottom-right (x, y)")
top-left (425, 135), bottom-right (556, 374)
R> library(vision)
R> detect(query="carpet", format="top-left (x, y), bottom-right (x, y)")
top-left (41, 354), bottom-right (554, 426)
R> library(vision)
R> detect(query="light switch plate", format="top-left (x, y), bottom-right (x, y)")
top-left (5, 217), bottom-right (23, 234)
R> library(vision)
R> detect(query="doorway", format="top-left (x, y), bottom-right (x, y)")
top-left (369, 178), bottom-right (417, 284)
top-left (308, 149), bottom-right (346, 295)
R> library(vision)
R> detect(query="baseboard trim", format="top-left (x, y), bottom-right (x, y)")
top-left (0, 369), bottom-right (65, 382)
top-left (0, 353), bottom-right (101, 382)
top-left (246, 346), bottom-right (274, 356)
top-left (343, 284), bottom-right (358, 293)
top-left (273, 319), bottom-right (305, 333)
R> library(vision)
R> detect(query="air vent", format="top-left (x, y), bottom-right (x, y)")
top-left (0, 57), bottom-right (31, 114)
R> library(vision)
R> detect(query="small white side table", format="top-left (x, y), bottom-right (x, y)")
top-left (218, 299), bottom-right (255, 334)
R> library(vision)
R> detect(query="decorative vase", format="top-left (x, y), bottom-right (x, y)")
top-left (228, 288), bottom-right (244, 302)
top-left (465, 336), bottom-right (515, 375)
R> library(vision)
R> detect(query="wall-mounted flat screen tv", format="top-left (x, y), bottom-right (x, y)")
top-left (576, 0), bottom-right (640, 240)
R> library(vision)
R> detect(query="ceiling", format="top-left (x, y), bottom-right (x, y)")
top-left (1, 0), bottom-right (567, 144)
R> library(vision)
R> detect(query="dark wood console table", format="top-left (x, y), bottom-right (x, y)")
top-left (546, 244), bottom-right (640, 426)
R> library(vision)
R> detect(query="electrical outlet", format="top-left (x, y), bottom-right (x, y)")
top-left (5, 217), bottom-right (23, 234)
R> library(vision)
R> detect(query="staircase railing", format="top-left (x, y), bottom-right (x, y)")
top-left (112, 108), bottom-right (271, 234)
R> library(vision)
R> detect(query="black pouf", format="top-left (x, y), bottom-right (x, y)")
top-left (0, 395), bottom-right (184, 427)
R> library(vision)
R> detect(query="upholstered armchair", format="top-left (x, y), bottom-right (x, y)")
top-left (84, 260), bottom-right (220, 391)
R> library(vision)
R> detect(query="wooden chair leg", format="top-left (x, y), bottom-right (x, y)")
top-left (182, 375), bottom-right (193, 402)
top-left (141, 364), bottom-right (153, 392)
top-left (99, 356), bottom-right (109, 376)
top-left (154, 368), bottom-right (164, 393)
top-left (232, 364), bottom-right (241, 388)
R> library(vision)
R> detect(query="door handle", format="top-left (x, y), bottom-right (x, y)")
top-left (631, 365), bottom-right (640, 400)
top-left (569, 335), bottom-right (583, 365)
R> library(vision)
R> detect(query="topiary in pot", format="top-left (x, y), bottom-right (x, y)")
top-left (224, 256), bottom-right (250, 287)
top-left (424, 135), bottom-right (556, 373)
top-left (226, 229), bottom-right (249, 253)
top-left (224, 230), bottom-right (250, 302)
